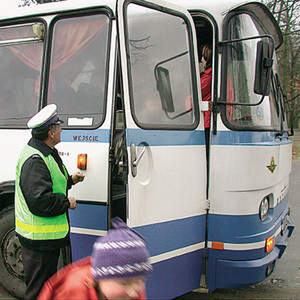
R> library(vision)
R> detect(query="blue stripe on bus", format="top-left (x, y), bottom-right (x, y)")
top-left (61, 128), bottom-right (110, 143)
top-left (208, 198), bottom-right (288, 244)
top-left (126, 128), bottom-right (205, 146)
top-left (61, 128), bottom-right (291, 146)
top-left (69, 202), bottom-right (108, 231)
top-left (69, 198), bottom-right (288, 253)
top-left (212, 131), bottom-right (291, 146)
top-left (133, 215), bottom-right (206, 256)
top-left (70, 211), bottom-right (206, 257)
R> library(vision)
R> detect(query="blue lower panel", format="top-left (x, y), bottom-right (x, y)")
top-left (208, 248), bottom-right (280, 291)
top-left (147, 250), bottom-right (204, 300)
top-left (134, 215), bottom-right (206, 256)
top-left (69, 202), bottom-right (107, 261)
top-left (69, 202), bottom-right (108, 230)
top-left (70, 232), bottom-right (203, 299)
top-left (70, 233), bottom-right (99, 261)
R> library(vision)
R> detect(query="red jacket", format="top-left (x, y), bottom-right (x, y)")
top-left (200, 67), bottom-right (212, 129)
top-left (38, 257), bottom-right (147, 300)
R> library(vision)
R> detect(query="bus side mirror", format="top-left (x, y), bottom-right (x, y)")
top-left (155, 66), bottom-right (175, 113)
top-left (254, 40), bottom-right (273, 96)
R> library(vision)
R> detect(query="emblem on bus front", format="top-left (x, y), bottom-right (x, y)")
top-left (267, 157), bottom-right (277, 173)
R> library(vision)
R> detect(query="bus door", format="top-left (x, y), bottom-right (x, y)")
top-left (117, 1), bottom-right (207, 298)
top-left (207, 3), bottom-right (290, 291)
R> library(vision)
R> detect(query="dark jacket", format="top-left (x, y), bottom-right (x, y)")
top-left (17, 138), bottom-right (73, 251)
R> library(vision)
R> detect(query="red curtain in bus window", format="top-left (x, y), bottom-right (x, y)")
top-left (0, 18), bottom-right (105, 69)
top-left (0, 18), bottom-right (105, 95)
top-left (48, 17), bottom-right (106, 101)
top-left (0, 25), bottom-right (43, 70)
top-left (50, 18), bottom-right (105, 71)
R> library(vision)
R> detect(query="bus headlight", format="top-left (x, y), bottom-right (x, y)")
top-left (259, 197), bottom-right (269, 221)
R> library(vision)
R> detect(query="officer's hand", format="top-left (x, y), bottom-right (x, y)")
top-left (72, 172), bottom-right (85, 185)
top-left (68, 196), bottom-right (77, 209)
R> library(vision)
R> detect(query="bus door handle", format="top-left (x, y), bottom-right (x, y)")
top-left (275, 133), bottom-right (282, 141)
top-left (130, 144), bottom-right (146, 177)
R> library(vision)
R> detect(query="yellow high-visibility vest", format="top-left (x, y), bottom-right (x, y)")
top-left (15, 145), bottom-right (69, 240)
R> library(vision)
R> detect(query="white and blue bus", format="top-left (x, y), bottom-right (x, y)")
top-left (0, 0), bottom-right (294, 298)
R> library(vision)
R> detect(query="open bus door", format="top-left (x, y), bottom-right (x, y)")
top-left (117, 0), bottom-right (207, 298)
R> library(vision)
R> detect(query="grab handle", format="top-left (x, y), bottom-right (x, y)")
top-left (130, 144), bottom-right (146, 177)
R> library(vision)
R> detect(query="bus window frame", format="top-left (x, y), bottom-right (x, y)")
top-left (122, 0), bottom-right (200, 131)
top-left (270, 71), bottom-right (281, 120)
top-left (46, 8), bottom-right (113, 130)
top-left (189, 11), bottom-right (219, 136)
top-left (219, 9), bottom-right (282, 132)
top-left (0, 17), bottom-right (47, 129)
top-left (273, 72), bottom-right (289, 132)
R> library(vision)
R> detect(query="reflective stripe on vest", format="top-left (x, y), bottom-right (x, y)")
top-left (15, 145), bottom-right (69, 240)
top-left (16, 219), bottom-right (69, 234)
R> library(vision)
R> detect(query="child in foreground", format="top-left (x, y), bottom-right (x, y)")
top-left (38, 217), bottom-right (153, 300)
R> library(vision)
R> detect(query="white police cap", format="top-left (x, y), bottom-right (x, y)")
top-left (27, 104), bottom-right (63, 129)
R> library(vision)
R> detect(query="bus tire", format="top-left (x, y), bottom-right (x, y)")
top-left (0, 206), bottom-right (25, 299)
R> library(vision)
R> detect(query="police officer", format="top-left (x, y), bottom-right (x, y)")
top-left (15, 104), bottom-right (85, 300)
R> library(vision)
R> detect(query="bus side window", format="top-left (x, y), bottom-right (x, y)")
top-left (193, 16), bottom-right (214, 124)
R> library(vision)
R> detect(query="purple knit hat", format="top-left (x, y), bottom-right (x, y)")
top-left (91, 217), bottom-right (152, 280)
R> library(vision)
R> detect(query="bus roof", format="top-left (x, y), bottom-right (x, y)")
top-left (0, 0), bottom-right (281, 48)
top-left (0, 0), bottom-right (256, 21)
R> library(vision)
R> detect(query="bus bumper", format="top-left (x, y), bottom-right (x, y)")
top-left (276, 215), bottom-right (295, 258)
top-left (208, 215), bottom-right (294, 291)
top-left (208, 248), bottom-right (279, 291)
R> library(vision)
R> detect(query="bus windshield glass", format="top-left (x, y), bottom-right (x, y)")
top-left (47, 14), bottom-right (110, 128)
top-left (0, 23), bottom-right (44, 127)
top-left (225, 13), bottom-right (280, 130)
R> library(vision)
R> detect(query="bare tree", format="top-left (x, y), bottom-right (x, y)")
top-left (264, 0), bottom-right (300, 128)
top-left (19, 0), bottom-right (65, 6)
top-left (18, 0), bottom-right (37, 6)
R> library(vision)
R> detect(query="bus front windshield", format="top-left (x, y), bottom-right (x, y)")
top-left (224, 13), bottom-right (281, 131)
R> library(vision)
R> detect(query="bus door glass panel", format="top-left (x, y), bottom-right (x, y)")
top-left (0, 23), bottom-right (44, 127)
top-left (225, 13), bottom-right (280, 131)
top-left (126, 8), bottom-right (196, 128)
top-left (47, 14), bottom-right (110, 127)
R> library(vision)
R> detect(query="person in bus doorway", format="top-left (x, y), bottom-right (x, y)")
top-left (184, 44), bottom-right (213, 148)
top-left (38, 217), bottom-right (153, 300)
top-left (200, 44), bottom-right (213, 152)
top-left (15, 104), bottom-right (85, 300)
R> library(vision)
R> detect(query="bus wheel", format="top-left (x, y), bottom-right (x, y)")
top-left (0, 206), bottom-right (25, 299)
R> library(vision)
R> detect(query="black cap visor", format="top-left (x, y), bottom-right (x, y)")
top-left (43, 115), bottom-right (64, 128)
